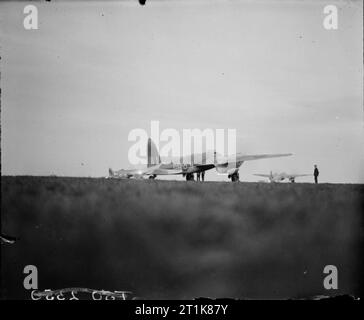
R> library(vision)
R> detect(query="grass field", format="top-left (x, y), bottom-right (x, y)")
top-left (1, 176), bottom-right (363, 299)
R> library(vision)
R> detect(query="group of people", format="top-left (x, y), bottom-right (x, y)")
top-left (186, 171), bottom-right (206, 181)
top-left (196, 171), bottom-right (205, 181)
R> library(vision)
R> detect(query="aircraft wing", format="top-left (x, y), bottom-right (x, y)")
top-left (143, 164), bottom-right (183, 176)
top-left (149, 168), bottom-right (184, 175)
top-left (194, 164), bottom-right (216, 171)
top-left (287, 174), bottom-right (312, 178)
top-left (235, 153), bottom-right (293, 162)
top-left (111, 169), bottom-right (140, 177)
top-left (215, 153), bottom-right (292, 166)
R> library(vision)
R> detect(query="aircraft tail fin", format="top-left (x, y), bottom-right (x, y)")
top-left (109, 168), bottom-right (114, 176)
top-left (147, 138), bottom-right (161, 168)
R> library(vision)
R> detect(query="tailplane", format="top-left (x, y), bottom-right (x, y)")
top-left (147, 138), bottom-right (161, 167)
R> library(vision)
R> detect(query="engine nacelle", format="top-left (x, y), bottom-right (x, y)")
top-left (227, 168), bottom-right (239, 176)
top-left (216, 165), bottom-right (239, 176)
top-left (215, 164), bottom-right (228, 174)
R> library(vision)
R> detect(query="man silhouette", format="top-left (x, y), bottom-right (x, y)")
top-left (201, 171), bottom-right (205, 182)
top-left (314, 165), bottom-right (319, 184)
top-left (197, 172), bottom-right (201, 181)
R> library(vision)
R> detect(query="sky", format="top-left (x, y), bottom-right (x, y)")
top-left (0, 0), bottom-right (363, 183)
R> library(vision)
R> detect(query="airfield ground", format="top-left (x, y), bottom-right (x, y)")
top-left (1, 176), bottom-right (363, 299)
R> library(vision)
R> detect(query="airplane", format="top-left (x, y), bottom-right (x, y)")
top-left (107, 164), bottom-right (183, 179)
top-left (148, 139), bottom-right (293, 182)
top-left (253, 171), bottom-right (312, 183)
top-left (109, 165), bottom-right (152, 179)
top-left (108, 139), bottom-right (184, 179)
top-left (109, 138), bottom-right (292, 182)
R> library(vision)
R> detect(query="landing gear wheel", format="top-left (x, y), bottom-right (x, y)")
top-left (230, 173), bottom-right (239, 182)
top-left (149, 175), bottom-right (156, 180)
top-left (186, 173), bottom-right (195, 181)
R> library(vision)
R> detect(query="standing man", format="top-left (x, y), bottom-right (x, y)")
top-left (197, 172), bottom-right (201, 181)
top-left (314, 165), bottom-right (319, 184)
top-left (201, 171), bottom-right (205, 182)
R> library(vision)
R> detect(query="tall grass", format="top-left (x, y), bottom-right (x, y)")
top-left (1, 177), bottom-right (363, 299)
